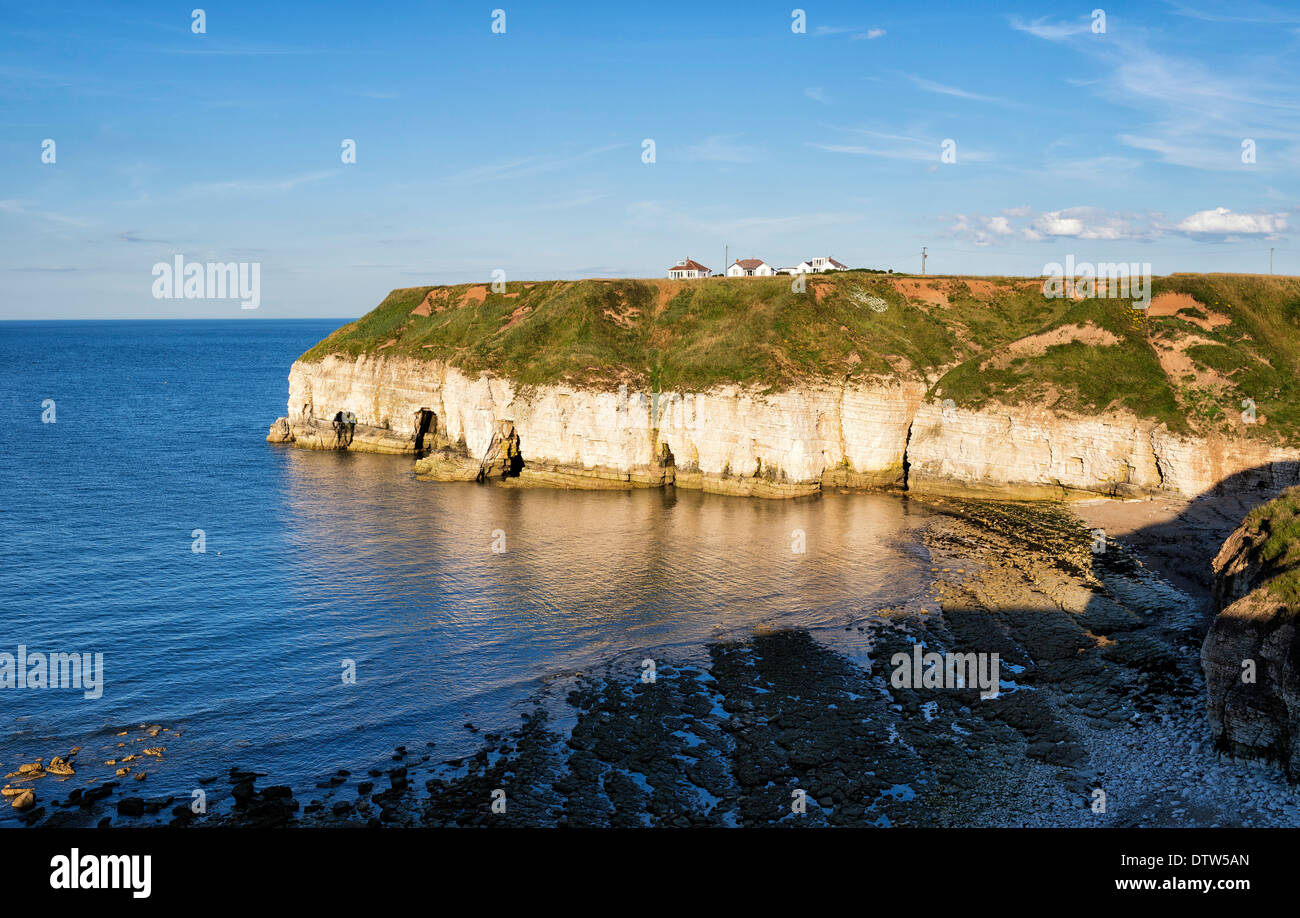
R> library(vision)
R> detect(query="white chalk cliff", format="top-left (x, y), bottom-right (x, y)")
top-left (268, 353), bottom-right (1300, 499)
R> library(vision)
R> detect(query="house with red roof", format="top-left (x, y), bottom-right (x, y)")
top-left (725, 258), bottom-right (774, 277)
top-left (667, 258), bottom-right (711, 279)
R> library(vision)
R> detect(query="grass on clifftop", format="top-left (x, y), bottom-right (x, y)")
top-left (300, 274), bottom-right (1077, 391)
top-left (931, 274), bottom-right (1300, 441)
top-left (300, 272), bottom-right (1300, 442)
top-left (1240, 487), bottom-right (1300, 605)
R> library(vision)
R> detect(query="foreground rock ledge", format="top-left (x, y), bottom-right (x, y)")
top-left (1203, 485), bottom-right (1300, 778)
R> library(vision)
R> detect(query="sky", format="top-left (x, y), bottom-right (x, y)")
top-left (1, 0), bottom-right (1298, 319)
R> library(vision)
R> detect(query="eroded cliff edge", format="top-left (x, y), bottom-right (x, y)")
top-left (269, 273), bottom-right (1300, 500)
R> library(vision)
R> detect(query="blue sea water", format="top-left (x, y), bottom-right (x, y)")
top-left (0, 319), bottom-right (934, 822)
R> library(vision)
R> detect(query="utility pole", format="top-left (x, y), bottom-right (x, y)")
top-left (921, 246), bottom-right (927, 276)
top-left (1270, 247), bottom-right (1274, 274)
top-left (725, 244), bottom-right (728, 276)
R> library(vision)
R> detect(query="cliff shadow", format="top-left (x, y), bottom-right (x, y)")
top-left (1082, 460), bottom-right (1300, 616)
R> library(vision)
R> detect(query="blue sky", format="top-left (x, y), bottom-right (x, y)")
top-left (2, 0), bottom-right (1298, 318)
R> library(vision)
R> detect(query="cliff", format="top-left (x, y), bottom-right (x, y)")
top-left (269, 272), bottom-right (1300, 499)
top-left (1203, 487), bottom-right (1300, 777)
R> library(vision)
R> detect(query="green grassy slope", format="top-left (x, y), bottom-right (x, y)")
top-left (300, 272), bottom-right (1300, 441)
top-left (932, 274), bottom-right (1300, 440)
top-left (1235, 486), bottom-right (1300, 604)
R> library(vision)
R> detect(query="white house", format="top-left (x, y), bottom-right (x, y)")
top-left (667, 258), bottom-right (711, 279)
top-left (786, 256), bottom-right (849, 274)
top-left (725, 258), bottom-right (774, 277)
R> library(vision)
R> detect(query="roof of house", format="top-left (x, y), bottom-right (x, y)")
top-left (732, 258), bottom-right (768, 269)
top-left (670, 258), bottom-right (710, 272)
top-left (827, 257), bottom-right (849, 269)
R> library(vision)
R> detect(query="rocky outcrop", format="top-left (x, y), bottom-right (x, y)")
top-left (1202, 488), bottom-right (1300, 778)
top-left (268, 353), bottom-right (1300, 500)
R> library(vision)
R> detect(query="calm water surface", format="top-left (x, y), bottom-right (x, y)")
top-left (1, 320), bottom-right (936, 819)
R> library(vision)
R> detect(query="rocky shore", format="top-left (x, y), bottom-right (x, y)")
top-left (11, 494), bottom-right (1296, 828)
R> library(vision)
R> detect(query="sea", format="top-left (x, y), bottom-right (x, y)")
top-left (0, 319), bottom-right (936, 822)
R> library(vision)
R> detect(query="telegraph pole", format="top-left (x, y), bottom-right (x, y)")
top-left (1270, 247), bottom-right (1274, 274)
top-left (921, 246), bottom-right (927, 276)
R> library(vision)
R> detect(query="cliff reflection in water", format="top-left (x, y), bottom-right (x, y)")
top-left (274, 449), bottom-right (934, 756)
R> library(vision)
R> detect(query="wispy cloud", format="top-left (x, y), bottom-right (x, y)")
top-left (1163, 1), bottom-right (1300, 24)
top-left (1012, 14), bottom-right (1300, 171)
top-left (804, 87), bottom-right (830, 105)
top-left (904, 73), bottom-right (1016, 106)
top-left (182, 170), bottom-right (339, 196)
top-left (683, 134), bottom-right (759, 163)
top-left (117, 230), bottom-right (170, 244)
top-left (156, 46), bottom-right (321, 56)
top-left (1008, 15), bottom-right (1093, 41)
top-left (809, 126), bottom-right (994, 163)
top-left (626, 201), bottom-right (861, 238)
top-left (813, 24), bottom-right (886, 40)
top-left (448, 143), bottom-right (625, 184)
top-left (0, 199), bottom-right (92, 227)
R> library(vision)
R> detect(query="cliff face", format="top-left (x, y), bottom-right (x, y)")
top-left (268, 352), bottom-right (1300, 499)
top-left (908, 402), bottom-right (1300, 498)
top-left (268, 354), bottom-right (923, 496)
top-left (1202, 488), bottom-right (1300, 778)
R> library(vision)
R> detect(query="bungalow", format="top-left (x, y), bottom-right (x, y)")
top-left (785, 256), bottom-right (849, 274)
top-left (725, 258), bottom-right (774, 277)
top-left (667, 258), bottom-right (712, 279)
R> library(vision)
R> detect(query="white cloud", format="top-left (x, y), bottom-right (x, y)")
top-left (804, 87), bottom-right (830, 105)
top-left (1029, 208), bottom-right (1156, 240)
top-left (853, 28), bottom-right (886, 40)
top-left (945, 213), bottom-right (1020, 245)
top-left (1176, 207), bottom-right (1288, 234)
top-left (946, 205), bottom-right (1290, 245)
